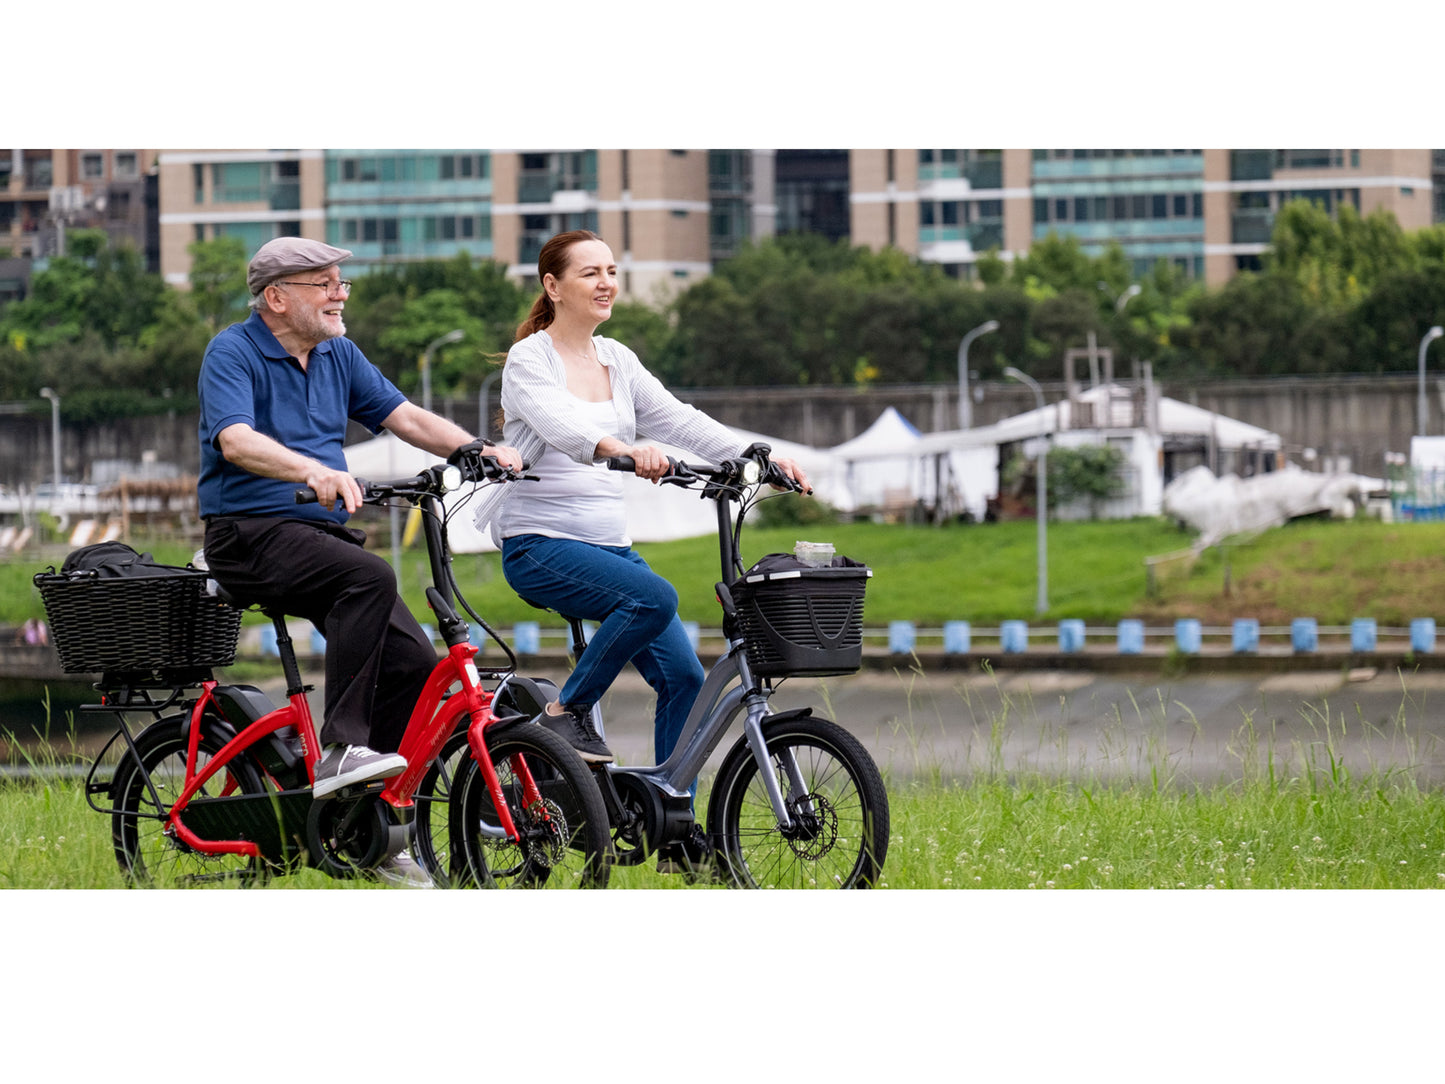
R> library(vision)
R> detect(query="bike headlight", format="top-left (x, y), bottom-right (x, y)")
top-left (741, 460), bottom-right (762, 485)
top-left (441, 464), bottom-right (463, 493)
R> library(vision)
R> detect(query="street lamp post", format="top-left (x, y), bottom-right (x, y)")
top-left (1417, 326), bottom-right (1444, 438)
top-left (477, 369), bottom-right (502, 442)
top-left (39, 387), bottom-right (61, 501)
top-left (421, 329), bottom-right (465, 415)
top-left (957, 320), bottom-right (999, 429)
top-left (1003, 366), bottom-right (1048, 614)
top-left (1115, 283), bottom-right (1141, 313)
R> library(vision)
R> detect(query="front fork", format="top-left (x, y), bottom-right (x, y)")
top-left (740, 701), bottom-right (827, 833)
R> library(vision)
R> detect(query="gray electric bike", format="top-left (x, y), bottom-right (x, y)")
top-left (485, 443), bottom-right (890, 889)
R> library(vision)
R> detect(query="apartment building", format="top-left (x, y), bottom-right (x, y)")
top-left (851, 148), bottom-right (1436, 285)
top-left (155, 149), bottom-right (327, 286)
top-left (134, 147), bottom-right (1444, 296)
top-left (1, 149), bottom-right (157, 269)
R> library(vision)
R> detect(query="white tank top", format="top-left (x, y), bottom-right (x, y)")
top-left (499, 397), bottom-right (630, 546)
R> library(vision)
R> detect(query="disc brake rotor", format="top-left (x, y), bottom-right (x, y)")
top-left (780, 792), bottom-right (838, 861)
top-left (522, 798), bottom-right (569, 869)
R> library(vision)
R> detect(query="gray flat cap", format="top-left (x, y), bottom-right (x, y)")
top-left (247, 237), bottom-right (354, 296)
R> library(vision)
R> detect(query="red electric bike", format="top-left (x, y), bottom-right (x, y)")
top-left (41, 453), bottom-right (611, 888)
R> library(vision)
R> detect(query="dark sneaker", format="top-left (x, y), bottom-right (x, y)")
top-left (373, 849), bottom-right (435, 889)
top-left (537, 706), bottom-right (614, 764)
top-left (313, 744), bottom-right (407, 799)
top-left (657, 824), bottom-right (716, 880)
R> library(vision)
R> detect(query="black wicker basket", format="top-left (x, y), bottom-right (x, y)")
top-left (732, 559), bottom-right (870, 677)
top-left (34, 568), bottom-right (243, 674)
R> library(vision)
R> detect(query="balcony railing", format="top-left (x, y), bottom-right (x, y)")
top-left (517, 173), bottom-right (598, 203)
top-left (962, 160), bottom-right (1003, 190)
top-left (1230, 150), bottom-right (1273, 181)
top-left (1231, 211), bottom-right (1274, 244)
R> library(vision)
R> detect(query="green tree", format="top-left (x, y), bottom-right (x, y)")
top-left (1047, 444), bottom-right (1126, 517)
top-left (0, 229), bottom-right (165, 352)
top-left (347, 254), bottom-right (528, 390)
top-left (187, 236), bottom-right (249, 330)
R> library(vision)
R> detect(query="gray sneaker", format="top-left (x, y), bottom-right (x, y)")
top-left (374, 849), bottom-right (435, 889)
top-left (313, 744), bottom-right (407, 799)
top-left (537, 706), bottom-right (614, 764)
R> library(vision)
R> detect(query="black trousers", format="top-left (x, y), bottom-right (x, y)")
top-left (202, 516), bottom-right (435, 753)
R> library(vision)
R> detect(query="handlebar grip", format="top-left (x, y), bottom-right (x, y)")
top-left (295, 487), bottom-right (319, 504)
top-left (605, 456), bottom-right (636, 472)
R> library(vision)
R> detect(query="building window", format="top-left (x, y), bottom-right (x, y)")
top-left (81, 153), bottom-right (104, 180)
top-left (113, 152), bottom-right (138, 179)
top-left (1275, 149), bottom-right (1349, 170)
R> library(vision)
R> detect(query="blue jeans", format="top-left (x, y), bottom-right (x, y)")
top-left (502, 534), bottom-right (704, 766)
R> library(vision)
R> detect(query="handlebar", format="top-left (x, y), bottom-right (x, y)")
top-left (604, 442), bottom-right (803, 494)
top-left (294, 456), bottom-right (526, 506)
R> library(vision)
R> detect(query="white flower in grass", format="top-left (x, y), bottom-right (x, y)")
top-left (1062, 863), bottom-right (1073, 871)
top-left (1045, 880), bottom-right (1055, 888)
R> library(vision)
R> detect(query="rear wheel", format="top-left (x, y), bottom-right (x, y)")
top-left (111, 716), bottom-right (268, 887)
top-left (707, 715), bottom-right (889, 889)
top-left (453, 723), bottom-right (611, 888)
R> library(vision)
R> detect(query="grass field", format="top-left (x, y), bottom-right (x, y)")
top-left (12, 515), bottom-right (1445, 630)
top-left (5, 515), bottom-right (1445, 893)
top-left (5, 693), bottom-right (1443, 891)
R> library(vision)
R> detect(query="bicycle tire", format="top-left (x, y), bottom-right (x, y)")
top-left (413, 724), bottom-right (471, 888)
top-left (452, 723), bottom-right (612, 889)
top-left (111, 715), bottom-right (269, 887)
top-left (707, 715), bottom-right (889, 889)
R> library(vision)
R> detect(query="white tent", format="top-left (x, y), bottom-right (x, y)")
top-left (343, 426), bottom-right (844, 552)
top-left (827, 406), bottom-right (923, 514)
top-left (826, 384), bottom-right (1285, 522)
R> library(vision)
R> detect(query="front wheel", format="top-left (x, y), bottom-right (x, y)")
top-left (451, 724), bottom-right (611, 888)
top-left (707, 715), bottom-right (889, 889)
top-left (413, 725), bottom-right (471, 888)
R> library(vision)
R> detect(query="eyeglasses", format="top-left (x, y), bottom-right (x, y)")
top-left (276, 279), bottom-right (354, 298)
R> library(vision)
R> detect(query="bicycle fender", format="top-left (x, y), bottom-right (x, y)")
top-left (760, 706), bottom-right (814, 730)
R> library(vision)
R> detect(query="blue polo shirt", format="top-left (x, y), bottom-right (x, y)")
top-left (197, 311), bottom-right (406, 524)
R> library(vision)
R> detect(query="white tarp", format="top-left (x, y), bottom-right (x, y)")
top-left (1162, 463), bottom-right (1385, 547)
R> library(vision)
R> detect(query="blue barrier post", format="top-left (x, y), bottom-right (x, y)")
top-left (1411, 618), bottom-right (1436, 653)
top-left (309, 627), bottom-right (327, 655)
top-left (888, 621), bottom-right (917, 654)
top-left (468, 623), bottom-right (484, 648)
top-left (1350, 618), bottom-right (1376, 652)
top-left (1058, 619), bottom-right (1085, 653)
top-left (682, 621), bottom-right (700, 651)
top-left (1117, 619), bottom-right (1144, 655)
top-left (514, 621), bottom-right (540, 655)
top-left (1001, 620), bottom-right (1028, 653)
top-left (1290, 618), bottom-right (1317, 653)
top-left (260, 625), bottom-right (280, 658)
top-left (1232, 618), bottom-right (1259, 653)
top-left (420, 623), bottom-right (437, 645)
top-left (943, 620), bottom-right (971, 654)
top-left (1175, 618), bottom-right (1201, 654)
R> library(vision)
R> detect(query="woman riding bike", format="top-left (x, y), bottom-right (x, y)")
top-left (470, 229), bottom-right (810, 873)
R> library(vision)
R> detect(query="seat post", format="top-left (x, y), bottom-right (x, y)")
top-left (567, 616), bottom-right (588, 662)
top-left (265, 609), bottom-right (307, 698)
